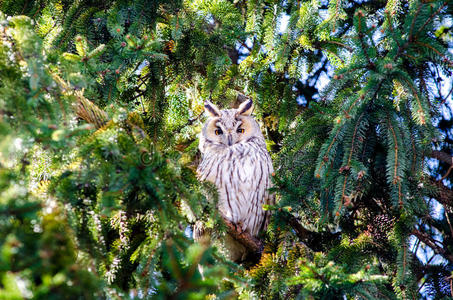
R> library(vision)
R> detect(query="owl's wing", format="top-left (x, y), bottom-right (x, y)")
top-left (233, 146), bottom-right (274, 237)
top-left (197, 142), bottom-right (274, 237)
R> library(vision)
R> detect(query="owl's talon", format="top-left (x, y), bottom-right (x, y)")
top-left (235, 222), bottom-right (244, 234)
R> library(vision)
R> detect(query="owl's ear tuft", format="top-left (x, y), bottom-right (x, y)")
top-left (204, 100), bottom-right (220, 117)
top-left (237, 98), bottom-right (253, 116)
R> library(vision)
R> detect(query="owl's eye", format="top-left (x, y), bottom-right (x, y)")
top-left (215, 128), bottom-right (223, 135)
top-left (237, 128), bottom-right (245, 134)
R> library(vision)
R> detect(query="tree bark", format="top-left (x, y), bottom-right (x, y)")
top-left (431, 150), bottom-right (453, 166)
top-left (412, 228), bottom-right (453, 262)
top-left (429, 178), bottom-right (453, 209)
top-left (222, 217), bottom-right (263, 255)
top-left (428, 150), bottom-right (453, 208)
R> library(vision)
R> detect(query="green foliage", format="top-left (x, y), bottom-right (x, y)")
top-left (287, 252), bottom-right (391, 299)
top-left (0, 0), bottom-right (452, 299)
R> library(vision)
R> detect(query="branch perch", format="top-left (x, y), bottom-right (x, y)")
top-left (222, 217), bottom-right (263, 255)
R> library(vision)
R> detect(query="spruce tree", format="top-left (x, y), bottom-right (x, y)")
top-left (0, 0), bottom-right (452, 299)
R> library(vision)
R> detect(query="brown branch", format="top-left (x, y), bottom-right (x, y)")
top-left (0, 203), bottom-right (42, 215)
top-left (355, 12), bottom-right (374, 69)
top-left (238, 40), bottom-right (251, 52)
top-left (411, 228), bottom-right (453, 262)
top-left (451, 277), bottom-right (453, 298)
top-left (441, 85), bottom-right (453, 104)
top-left (429, 150), bottom-right (453, 181)
top-left (287, 214), bottom-right (314, 241)
top-left (52, 74), bottom-right (109, 128)
top-left (440, 166), bottom-right (453, 181)
top-left (173, 111), bottom-right (204, 136)
top-left (428, 178), bottom-right (453, 209)
top-left (321, 40), bottom-right (354, 52)
top-left (74, 93), bottom-right (109, 128)
top-left (414, 2), bottom-right (448, 38)
top-left (408, 2), bottom-right (422, 41)
top-left (222, 217), bottom-right (263, 254)
top-left (445, 211), bottom-right (453, 242)
top-left (131, 90), bottom-right (147, 101)
top-left (415, 41), bottom-right (453, 67)
top-left (431, 150), bottom-right (453, 166)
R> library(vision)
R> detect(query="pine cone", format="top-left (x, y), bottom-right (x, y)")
top-left (366, 214), bottom-right (394, 244)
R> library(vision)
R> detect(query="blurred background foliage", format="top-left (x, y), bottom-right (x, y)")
top-left (0, 0), bottom-right (452, 298)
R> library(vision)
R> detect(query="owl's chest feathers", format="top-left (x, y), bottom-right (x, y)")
top-left (197, 140), bottom-right (273, 235)
top-left (198, 140), bottom-right (270, 185)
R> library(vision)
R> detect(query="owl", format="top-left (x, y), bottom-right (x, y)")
top-left (196, 98), bottom-right (274, 261)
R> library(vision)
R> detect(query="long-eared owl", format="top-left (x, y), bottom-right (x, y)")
top-left (196, 98), bottom-right (274, 261)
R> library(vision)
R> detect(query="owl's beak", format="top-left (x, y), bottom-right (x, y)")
top-left (227, 134), bottom-right (232, 146)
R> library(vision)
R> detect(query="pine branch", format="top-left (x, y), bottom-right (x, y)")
top-left (337, 113), bottom-right (365, 214)
top-left (0, 203), bottom-right (42, 215)
top-left (386, 114), bottom-right (403, 207)
top-left (74, 92), bottom-right (109, 128)
top-left (52, 74), bottom-right (109, 128)
top-left (430, 150), bottom-right (453, 181)
top-left (415, 41), bottom-right (453, 67)
top-left (222, 208), bottom-right (341, 257)
top-left (411, 228), bottom-right (453, 262)
top-left (414, 2), bottom-right (448, 39)
top-left (385, 11), bottom-right (402, 49)
top-left (408, 2), bottom-right (422, 41)
top-left (400, 77), bottom-right (426, 124)
top-left (431, 150), bottom-right (453, 166)
top-left (316, 128), bottom-right (341, 178)
top-left (321, 40), bottom-right (353, 52)
top-left (428, 178), bottom-right (453, 209)
top-left (355, 11), bottom-right (374, 68)
top-left (284, 213), bottom-right (341, 251)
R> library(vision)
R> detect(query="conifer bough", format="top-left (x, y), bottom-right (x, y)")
top-left (0, 0), bottom-right (452, 299)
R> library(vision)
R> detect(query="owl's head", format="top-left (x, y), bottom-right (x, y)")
top-left (200, 99), bottom-right (263, 149)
